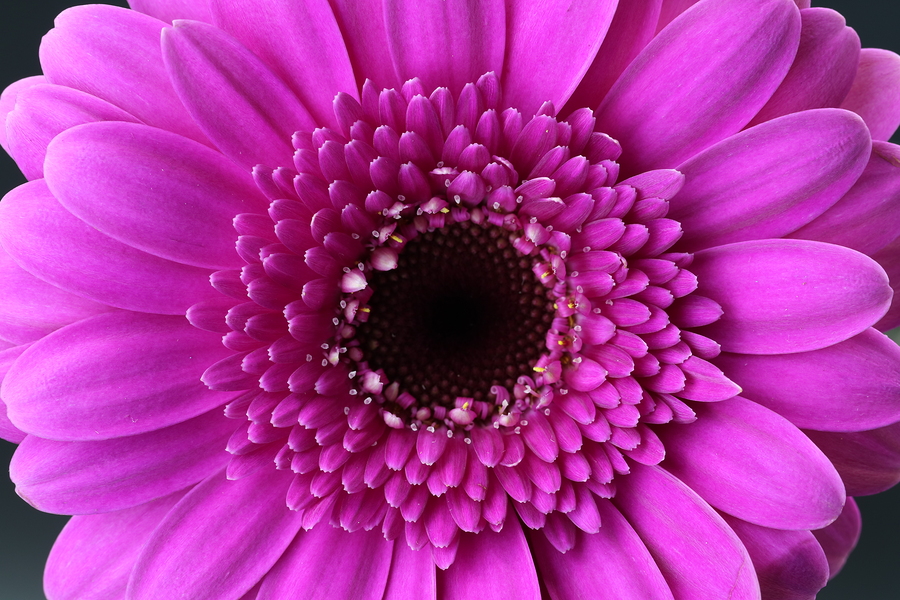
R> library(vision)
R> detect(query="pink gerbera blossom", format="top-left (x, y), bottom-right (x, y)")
top-left (2, 0), bottom-right (900, 598)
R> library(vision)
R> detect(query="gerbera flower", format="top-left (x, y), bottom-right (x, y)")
top-left (2, 0), bottom-right (900, 598)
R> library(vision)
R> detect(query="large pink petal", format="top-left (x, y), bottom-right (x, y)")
top-left (127, 468), bottom-right (304, 600)
top-left (715, 328), bottom-right (900, 432)
top-left (6, 83), bottom-right (140, 181)
top-left (811, 497), bottom-right (860, 578)
top-left (805, 423), bottom-right (900, 496)
top-left (659, 397), bottom-right (845, 530)
top-left (788, 141), bottom-right (900, 255)
top-left (566, 0), bottom-right (662, 112)
top-left (45, 491), bottom-right (185, 600)
top-left (531, 501), bottom-right (674, 600)
top-left (437, 515), bottom-right (541, 599)
top-left (10, 409), bottom-right (233, 514)
top-left (3, 311), bottom-right (232, 441)
top-left (210, 0), bottom-right (357, 129)
top-left (0, 246), bottom-right (112, 345)
top-left (724, 516), bottom-right (829, 600)
top-left (841, 48), bottom-right (900, 141)
top-left (161, 19), bottom-right (315, 170)
top-left (0, 76), bottom-right (47, 155)
top-left (384, 0), bottom-right (505, 98)
top-left (748, 8), bottom-right (859, 126)
top-left (329, 0), bottom-right (399, 90)
top-left (257, 527), bottom-right (393, 600)
top-left (382, 541), bottom-right (436, 600)
top-left (45, 121), bottom-right (266, 270)
top-left (614, 464), bottom-right (760, 599)
top-left (597, 0), bottom-right (801, 175)
top-left (692, 239), bottom-right (892, 354)
top-left (128, 0), bottom-right (213, 23)
top-left (669, 109), bottom-right (870, 252)
top-left (39, 5), bottom-right (209, 146)
top-left (502, 0), bottom-right (618, 118)
top-left (0, 180), bottom-right (218, 314)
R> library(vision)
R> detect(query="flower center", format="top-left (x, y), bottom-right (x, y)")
top-left (357, 220), bottom-right (554, 409)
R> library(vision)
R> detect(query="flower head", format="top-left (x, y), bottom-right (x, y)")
top-left (2, 0), bottom-right (900, 598)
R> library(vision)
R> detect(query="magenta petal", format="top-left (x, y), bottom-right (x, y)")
top-left (812, 497), bottom-right (861, 578)
top-left (258, 527), bottom-right (393, 600)
top-left (10, 409), bottom-right (233, 514)
top-left (437, 516), bottom-right (540, 599)
top-left (129, 0), bottom-right (214, 23)
top-left (6, 83), bottom-right (140, 181)
top-left (0, 246), bottom-right (111, 345)
top-left (716, 328), bottom-right (900, 432)
top-left (0, 76), bottom-right (47, 154)
top-left (597, 0), bottom-right (801, 174)
top-left (748, 8), bottom-right (860, 126)
top-left (567, 0), bottom-right (663, 111)
top-left (329, 0), bottom-right (399, 90)
top-left (788, 141), bottom-right (900, 255)
top-left (805, 423), bottom-right (900, 496)
top-left (45, 121), bottom-right (266, 270)
top-left (669, 109), bottom-right (870, 252)
top-left (531, 501), bottom-right (674, 600)
top-left (692, 239), bottom-right (891, 354)
top-left (841, 48), bottom-right (900, 141)
top-left (161, 19), bottom-right (315, 170)
top-left (44, 491), bottom-right (184, 600)
top-left (0, 398), bottom-right (25, 443)
top-left (128, 468), bottom-right (303, 600)
top-left (614, 464), bottom-right (760, 599)
top-left (502, 0), bottom-right (618, 118)
top-left (210, 0), bottom-right (357, 129)
top-left (39, 5), bottom-right (209, 145)
top-left (871, 236), bottom-right (900, 331)
top-left (382, 541), bottom-right (436, 600)
top-left (3, 312), bottom-right (231, 441)
top-left (724, 516), bottom-right (829, 600)
top-left (0, 180), bottom-right (218, 314)
top-left (384, 0), bottom-right (505, 98)
top-left (660, 397), bottom-right (845, 529)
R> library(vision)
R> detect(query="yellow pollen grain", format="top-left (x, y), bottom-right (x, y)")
top-left (389, 234), bottom-right (404, 243)
top-left (533, 366), bottom-right (546, 372)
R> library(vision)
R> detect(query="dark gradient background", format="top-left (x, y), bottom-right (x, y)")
top-left (1, 1), bottom-right (899, 599)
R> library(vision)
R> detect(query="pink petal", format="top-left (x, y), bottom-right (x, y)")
top-left (161, 19), bottom-right (315, 170)
top-left (128, 468), bottom-right (303, 600)
top-left (724, 516), bottom-right (829, 600)
top-left (788, 141), bottom-right (900, 255)
top-left (384, 0), bottom-right (505, 98)
top-left (210, 0), bottom-right (357, 129)
top-left (129, 0), bottom-right (214, 23)
top-left (669, 109), bottom-right (871, 252)
top-left (0, 180), bottom-right (218, 314)
top-left (437, 516), bottom-right (540, 598)
top-left (257, 526), bottom-right (393, 600)
top-left (44, 491), bottom-right (185, 600)
top-left (717, 328), bottom-right (900, 432)
top-left (692, 239), bottom-right (891, 354)
top-left (0, 345), bottom-right (30, 443)
top-left (615, 464), bottom-right (760, 600)
top-left (812, 497), bottom-right (861, 578)
top-left (748, 8), bottom-right (860, 126)
top-left (655, 0), bottom-right (699, 32)
top-left (805, 422), bottom-right (900, 497)
top-left (6, 83), bottom-right (140, 180)
top-left (45, 121), bottom-right (266, 270)
top-left (659, 397), bottom-right (845, 530)
top-left (0, 76), bottom-right (47, 155)
top-left (39, 5), bottom-right (209, 145)
top-left (0, 246), bottom-right (112, 345)
top-left (530, 501), bottom-right (674, 600)
top-left (382, 541), bottom-right (437, 600)
top-left (3, 311), bottom-right (231, 441)
top-left (9, 409), bottom-right (233, 514)
top-left (597, 0), bottom-right (801, 174)
top-left (841, 48), bottom-right (900, 141)
top-left (871, 236), bottom-right (900, 331)
top-left (566, 0), bottom-right (663, 111)
top-left (502, 0), bottom-right (619, 118)
top-left (329, 0), bottom-right (400, 90)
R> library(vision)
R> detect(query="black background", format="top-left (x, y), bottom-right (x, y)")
top-left (1, 1), bottom-right (899, 598)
